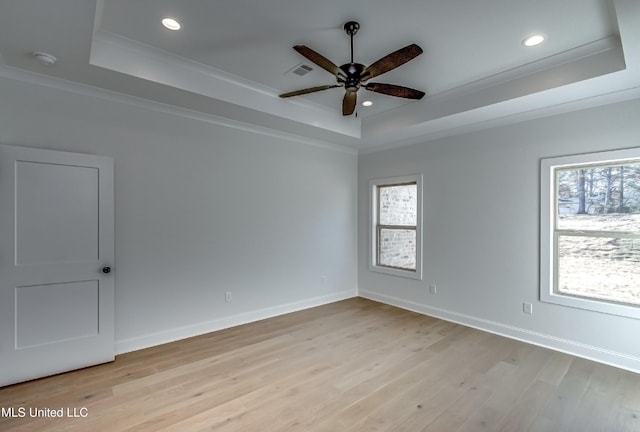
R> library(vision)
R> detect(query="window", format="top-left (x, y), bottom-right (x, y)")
top-left (370, 175), bottom-right (422, 279)
top-left (541, 148), bottom-right (640, 318)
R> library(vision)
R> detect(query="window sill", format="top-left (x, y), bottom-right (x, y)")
top-left (369, 264), bottom-right (423, 280)
top-left (541, 289), bottom-right (640, 320)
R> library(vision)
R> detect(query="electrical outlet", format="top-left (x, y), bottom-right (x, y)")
top-left (523, 302), bottom-right (533, 315)
top-left (429, 284), bottom-right (437, 295)
top-left (225, 291), bottom-right (233, 303)
top-left (321, 275), bottom-right (326, 286)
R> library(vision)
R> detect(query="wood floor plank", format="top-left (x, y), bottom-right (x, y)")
top-left (1, 298), bottom-right (639, 431)
top-left (495, 380), bottom-right (556, 432)
top-left (536, 351), bottom-right (573, 386)
top-left (534, 357), bottom-right (595, 430)
top-left (455, 346), bottom-right (553, 431)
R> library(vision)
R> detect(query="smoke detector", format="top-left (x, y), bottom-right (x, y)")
top-left (33, 52), bottom-right (57, 66)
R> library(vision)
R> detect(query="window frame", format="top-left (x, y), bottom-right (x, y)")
top-left (369, 174), bottom-right (423, 280)
top-left (540, 148), bottom-right (640, 319)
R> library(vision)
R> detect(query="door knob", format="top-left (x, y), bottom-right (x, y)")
top-left (102, 266), bottom-right (111, 274)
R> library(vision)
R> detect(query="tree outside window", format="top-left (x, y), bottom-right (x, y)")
top-left (541, 149), bottom-right (640, 318)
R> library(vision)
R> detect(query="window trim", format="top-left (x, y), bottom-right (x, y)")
top-left (540, 148), bottom-right (640, 319)
top-left (369, 174), bottom-right (423, 280)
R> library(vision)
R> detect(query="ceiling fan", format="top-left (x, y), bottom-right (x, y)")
top-left (279, 21), bottom-right (425, 116)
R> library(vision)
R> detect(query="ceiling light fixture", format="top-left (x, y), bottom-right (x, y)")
top-left (279, 21), bottom-right (424, 116)
top-left (362, 100), bottom-right (373, 107)
top-left (33, 52), bottom-right (57, 66)
top-left (522, 34), bottom-right (545, 47)
top-left (161, 17), bottom-right (182, 31)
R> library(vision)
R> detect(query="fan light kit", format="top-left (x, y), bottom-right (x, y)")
top-left (161, 17), bottom-right (182, 31)
top-left (280, 21), bottom-right (425, 116)
top-left (33, 52), bottom-right (57, 66)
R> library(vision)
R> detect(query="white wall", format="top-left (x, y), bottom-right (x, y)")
top-left (0, 75), bottom-right (358, 353)
top-left (4, 69), bottom-right (639, 373)
top-left (358, 98), bottom-right (640, 373)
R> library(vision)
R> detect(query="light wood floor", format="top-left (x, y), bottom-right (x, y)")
top-left (1, 298), bottom-right (639, 431)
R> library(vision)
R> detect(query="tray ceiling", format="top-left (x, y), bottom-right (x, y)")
top-left (0, 0), bottom-right (638, 151)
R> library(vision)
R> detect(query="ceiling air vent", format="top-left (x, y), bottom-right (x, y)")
top-left (286, 63), bottom-right (313, 77)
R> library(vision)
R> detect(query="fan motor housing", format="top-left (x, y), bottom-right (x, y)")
top-left (340, 63), bottom-right (365, 91)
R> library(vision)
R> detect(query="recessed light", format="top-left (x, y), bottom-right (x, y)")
top-left (162, 17), bottom-right (182, 31)
top-left (362, 100), bottom-right (373, 107)
top-left (522, 34), bottom-right (545, 47)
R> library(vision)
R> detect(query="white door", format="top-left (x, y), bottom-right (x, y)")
top-left (0, 144), bottom-right (114, 387)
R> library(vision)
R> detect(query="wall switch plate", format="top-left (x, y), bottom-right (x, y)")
top-left (523, 302), bottom-right (533, 314)
top-left (225, 291), bottom-right (232, 303)
top-left (429, 285), bottom-right (437, 295)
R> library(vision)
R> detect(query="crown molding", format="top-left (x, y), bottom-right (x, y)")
top-left (359, 84), bottom-right (640, 154)
top-left (89, 29), bottom-right (361, 139)
top-left (0, 64), bottom-right (357, 155)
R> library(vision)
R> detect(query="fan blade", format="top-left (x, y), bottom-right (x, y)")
top-left (293, 45), bottom-right (344, 77)
top-left (342, 91), bottom-right (357, 116)
top-left (361, 44), bottom-right (423, 80)
top-left (364, 83), bottom-right (425, 100)
top-left (279, 84), bottom-right (342, 98)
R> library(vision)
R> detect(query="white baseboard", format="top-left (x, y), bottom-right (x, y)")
top-left (115, 289), bottom-right (357, 355)
top-left (359, 289), bottom-right (640, 374)
top-left (116, 287), bottom-right (640, 374)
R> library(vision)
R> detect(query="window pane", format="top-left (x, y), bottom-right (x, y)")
top-left (556, 163), bottom-right (640, 231)
top-left (379, 229), bottom-right (416, 270)
top-left (557, 235), bottom-right (640, 306)
top-left (379, 184), bottom-right (417, 226)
